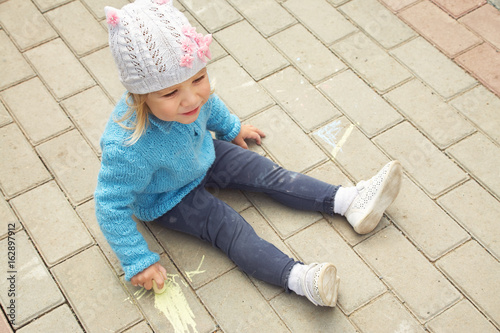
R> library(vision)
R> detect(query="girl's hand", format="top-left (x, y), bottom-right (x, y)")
top-left (233, 124), bottom-right (266, 149)
top-left (131, 262), bottom-right (167, 291)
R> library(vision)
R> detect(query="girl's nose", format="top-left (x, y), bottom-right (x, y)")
top-left (180, 88), bottom-right (198, 107)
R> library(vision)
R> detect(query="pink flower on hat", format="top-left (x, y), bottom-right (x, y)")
top-left (196, 34), bottom-right (212, 62)
top-left (106, 10), bottom-right (119, 27)
top-left (180, 54), bottom-right (194, 68)
top-left (181, 38), bottom-right (195, 54)
top-left (197, 34), bottom-right (212, 47)
top-left (155, 0), bottom-right (170, 4)
top-left (181, 26), bottom-right (197, 39)
top-left (193, 33), bottom-right (204, 46)
top-left (197, 44), bottom-right (211, 62)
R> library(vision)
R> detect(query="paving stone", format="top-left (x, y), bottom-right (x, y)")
top-left (355, 225), bottom-right (461, 323)
top-left (432, 0), bottom-right (487, 18)
top-left (183, 12), bottom-right (227, 62)
top-left (123, 321), bottom-right (154, 333)
top-left (75, 200), bottom-right (122, 275)
top-left (339, 0), bottom-right (416, 48)
top-left (386, 176), bottom-right (469, 260)
top-left (248, 106), bottom-right (327, 172)
top-left (1, 78), bottom-right (73, 145)
top-left (215, 21), bottom-right (288, 80)
top-left (46, 1), bottom-right (108, 56)
top-left (399, 1), bottom-right (482, 58)
top-left (123, 254), bottom-right (216, 333)
top-left (76, 200), bottom-right (164, 276)
top-left (10, 181), bottom-right (93, 266)
top-left (134, 217), bottom-right (168, 255)
top-left (0, 124), bottom-right (51, 199)
top-left (439, 181), bottom-right (500, 261)
top-left (305, 161), bottom-right (353, 187)
top-left (0, 0), bottom-right (57, 50)
top-left (378, 0), bottom-right (420, 12)
top-left (331, 32), bottom-right (412, 93)
top-left (241, 208), bottom-right (295, 300)
top-left (437, 241), bottom-right (500, 327)
top-left (450, 85), bottom-right (500, 144)
top-left (0, 231), bottom-right (64, 328)
top-left (0, 31), bottom-right (34, 90)
top-left (227, 0), bottom-right (296, 37)
top-left (16, 305), bottom-right (84, 333)
top-left (207, 56), bottom-right (274, 119)
top-left (25, 39), bottom-right (95, 100)
top-left (52, 247), bottom-right (143, 332)
top-left (260, 67), bottom-right (341, 132)
top-left (0, 101), bottom-right (12, 127)
top-left (313, 117), bottom-right (391, 182)
top-left (426, 299), bottom-right (499, 333)
top-left (32, 0), bottom-right (71, 12)
top-left (36, 130), bottom-right (101, 205)
top-left (246, 191), bottom-right (323, 239)
top-left (61, 86), bottom-right (114, 155)
top-left (447, 132), bottom-right (500, 199)
top-left (287, 221), bottom-right (387, 314)
top-left (0, 195), bottom-right (20, 240)
top-left (327, 0), bottom-right (350, 5)
top-left (283, 0), bottom-right (357, 45)
top-left (318, 70), bottom-right (403, 138)
top-left (81, 0), bottom-right (129, 20)
top-left (374, 121), bottom-right (468, 198)
top-left (460, 4), bottom-right (500, 49)
top-left (173, 0), bottom-right (185, 11)
top-left (270, 292), bottom-right (357, 332)
top-left (148, 221), bottom-right (236, 290)
top-left (81, 47), bottom-right (125, 103)
top-left (384, 79), bottom-right (475, 148)
top-left (390, 37), bottom-right (477, 99)
top-left (455, 43), bottom-right (500, 97)
top-left (350, 292), bottom-right (426, 333)
top-left (197, 269), bottom-right (288, 332)
top-left (179, 0), bottom-right (242, 32)
top-left (269, 25), bottom-right (346, 84)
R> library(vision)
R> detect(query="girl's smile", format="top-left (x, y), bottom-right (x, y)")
top-left (181, 106), bottom-right (200, 117)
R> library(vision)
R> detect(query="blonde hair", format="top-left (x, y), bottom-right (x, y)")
top-left (116, 92), bottom-right (151, 145)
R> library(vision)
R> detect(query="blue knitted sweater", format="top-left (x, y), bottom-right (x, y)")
top-left (94, 94), bottom-right (241, 280)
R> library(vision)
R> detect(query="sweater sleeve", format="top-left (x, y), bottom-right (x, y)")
top-left (94, 142), bottom-right (160, 281)
top-left (205, 94), bottom-right (241, 141)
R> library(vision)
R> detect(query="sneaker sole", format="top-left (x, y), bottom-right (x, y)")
top-left (354, 161), bottom-right (402, 234)
top-left (318, 264), bottom-right (340, 307)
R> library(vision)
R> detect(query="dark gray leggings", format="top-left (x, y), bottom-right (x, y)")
top-left (155, 140), bottom-right (339, 290)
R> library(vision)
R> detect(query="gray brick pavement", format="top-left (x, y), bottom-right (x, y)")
top-left (1, 0), bottom-right (499, 332)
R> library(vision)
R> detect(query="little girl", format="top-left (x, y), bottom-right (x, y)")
top-left (95, 0), bottom-right (402, 308)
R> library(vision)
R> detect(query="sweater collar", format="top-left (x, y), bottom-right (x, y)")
top-left (148, 114), bottom-right (176, 134)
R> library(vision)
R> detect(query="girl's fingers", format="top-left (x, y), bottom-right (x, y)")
top-left (251, 131), bottom-right (262, 145)
top-left (237, 137), bottom-right (248, 149)
top-left (255, 127), bottom-right (266, 138)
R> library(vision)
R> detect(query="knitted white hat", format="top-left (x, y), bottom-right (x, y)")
top-left (104, 0), bottom-right (212, 94)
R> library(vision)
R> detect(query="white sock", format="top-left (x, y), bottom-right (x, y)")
top-left (334, 186), bottom-right (358, 216)
top-left (288, 263), bottom-right (307, 296)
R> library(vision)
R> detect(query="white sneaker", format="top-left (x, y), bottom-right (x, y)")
top-left (345, 161), bottom-right (402, 234)
top-left (301, 263), bottom-right (340, 307)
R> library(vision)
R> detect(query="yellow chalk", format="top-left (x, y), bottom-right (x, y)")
top-left (152, 280), bottom-right (168, 295)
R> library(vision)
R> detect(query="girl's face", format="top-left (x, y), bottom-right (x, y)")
top-left (145, 68), bottom-right (211, 124)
